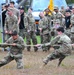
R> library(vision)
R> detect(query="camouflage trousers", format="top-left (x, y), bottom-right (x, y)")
top-left (40, 33), bottom-right (50, 51)
top-left (19, 29), bottom-right (25, 39)
top-left (25, 31), bottom-right (38, 51)
top-left (43, 45), bottom-right (71, 64)
top-left (0, 54), bottom-right (23, 69)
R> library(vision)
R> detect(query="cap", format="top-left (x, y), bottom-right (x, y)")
top-left (66, 9), bottom-right (71, 12)
top-left (11, 31), bottom-right (18, 36)
top-left (19, 6), bottom-right (24, 10)
top-left (54, 6), bottom-right (58, 10)
top-left (5, 4), bottom-right (9, 7)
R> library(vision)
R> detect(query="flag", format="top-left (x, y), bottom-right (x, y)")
top-left (48, 0), bottom-right (54, 12)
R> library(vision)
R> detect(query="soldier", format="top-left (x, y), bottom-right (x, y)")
top-left (70, 6), bottom-right (74, 43)
top-left (39, 12), bottom-right (50, 51)
top-left (52, 6), bottom-right (65, 26)
top-left (19, 6), bottom-right (25, 39)
top-left (24, 7), bottom-right (38, 52)
top-left (0, 31), bottom-right (25, 69)
top-left (60, 6), bottom-right (65, 16)
top-left (42, 27), bottom-right (72, 66)
top-left (9, 1), bottom-right (20, 25)
top-left (64, 10), bottom-right (71, 37)
top-left (4, 8), bottom-right (19, 41)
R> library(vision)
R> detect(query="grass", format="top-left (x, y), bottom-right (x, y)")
top-left (0, 51), bottom-right (74, 75)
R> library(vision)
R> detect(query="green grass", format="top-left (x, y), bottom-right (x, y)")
top-left (0, 30), bottom-right (3, 43)
top-left (24, 35), bottom-right (41, 44)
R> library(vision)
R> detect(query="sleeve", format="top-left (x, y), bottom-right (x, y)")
top-left (16, 37), bottom-right (25, 50)
top-left (12, 16), bottom-right (19, 33)
top-left (50, 35), bottom-right (60, 45)
top-left (24, 15), bottom-right (29, 31)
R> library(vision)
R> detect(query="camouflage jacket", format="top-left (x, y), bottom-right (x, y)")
top-left (4, 15), bottom-right (19, 33)
top-left (49, 33), bottom-right (72, 55)
top-left (6, 35), bottom-right (25, 58)
top-left (24, 13), bottom-right (36, 31)
top-left (39, 16), bottom-right (49, 34)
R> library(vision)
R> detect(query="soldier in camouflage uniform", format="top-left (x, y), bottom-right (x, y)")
top-left (4, 8), bottom-right (19, 41)
top-left (9, 1), bottom-right (20, 25)
top-left (0, 31), bottom-right (25, 69)
top-left (24, 8), bottom-right (38, 52)
top-left (70, 6), bottom-right (74, 43)
top-left (43, 27), bottom-right (72, 66)
top-left (52, 6), bottom-right (65, 26)
top-left (39, 12), bottom-right (50, 51)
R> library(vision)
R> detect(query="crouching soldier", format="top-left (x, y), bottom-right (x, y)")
top-left (0, 31), bottom-right (25, 69)
top-left (38, 27), bottom-right (72, 66)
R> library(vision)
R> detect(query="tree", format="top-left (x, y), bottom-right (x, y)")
top-left (66, 0), bottom-right (74, 4)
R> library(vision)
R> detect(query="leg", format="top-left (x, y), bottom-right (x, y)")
top-left (15, 58), bottom-right (23, 69)
top-left (25, 32), bottom-right (31, 51)
top-left (43, 50), bottom-right (60, 65)
top-left (31, 32), bottom-right (38, 52)
top-left (0, 55), bottom-right (14, 67)
top-left (58, 55), bottom-right (65, 66)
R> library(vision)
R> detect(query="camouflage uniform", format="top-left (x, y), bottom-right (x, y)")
top-left (4, 14), bottom-right (19, 41)
top-left (0, 35), bottom-right (25, 69)
top-left (70, 14), bottom-right (74, 43)
top-left (24, 13), bottom-right (38, 52)
top-left (43, 33), bottom-right (72, 66)
top-left (9, 7), bottom-right (20, 20)
top-left (39, 16), bottom-right (50, 51)
top-left (52, 7), bottom-right (64, 26)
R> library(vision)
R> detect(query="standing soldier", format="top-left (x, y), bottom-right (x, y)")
top-left (19, 6), bottom-right (25, 39)
top-left (39, 12), bottom-right (50, 51)
top-left (9, 1), bottom-right (20, 25)
top-left (70, 6), bottom-right (74, 43)
top-left (24, 7), bottom-right (38, 52)
top-left (4, 8), bottom-right (19, 41)
top-left (0, 31), bottom-right (25, 69)
top-left (64, 10), bottom-right (71, 37)
top-left (42, 27), bottom-right (72, 66)
top-left (52, 6), bottom-right (65, 26)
